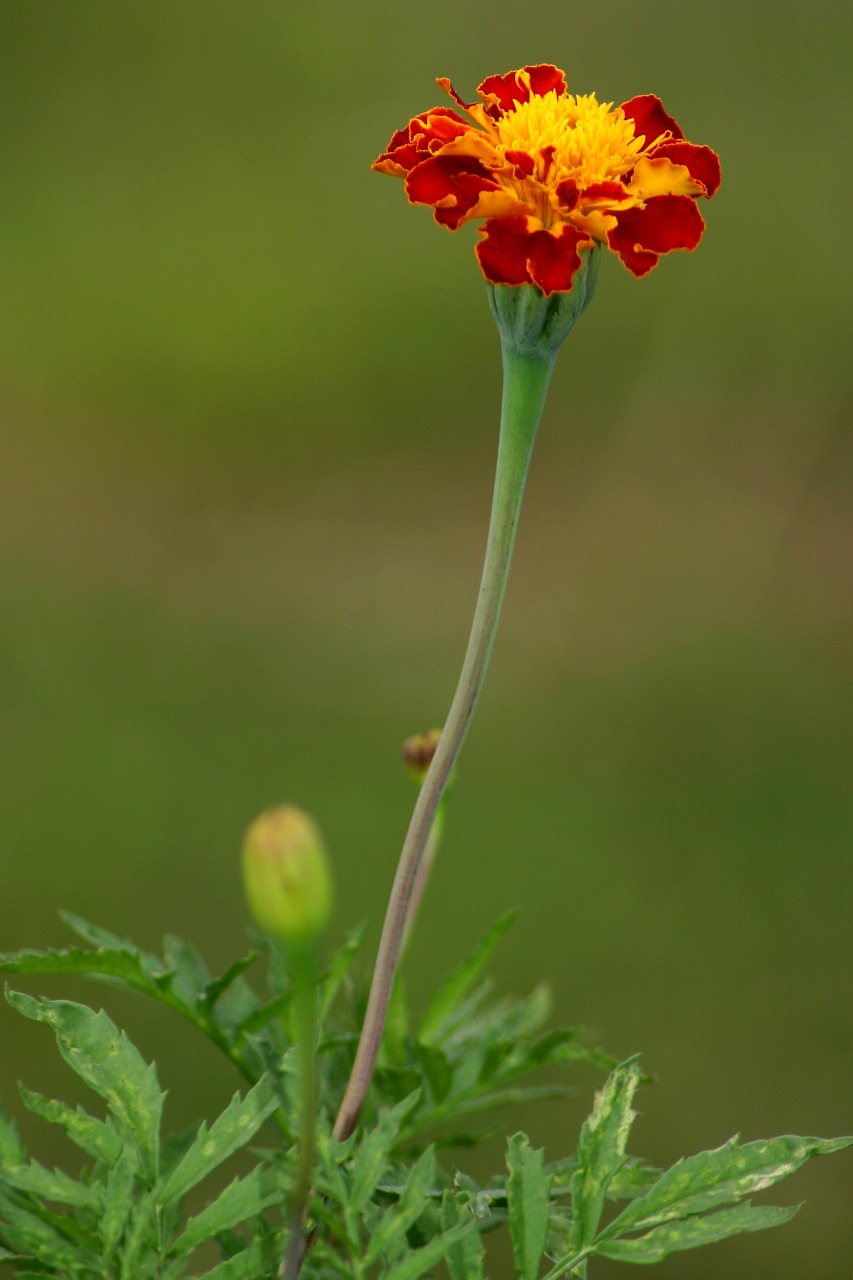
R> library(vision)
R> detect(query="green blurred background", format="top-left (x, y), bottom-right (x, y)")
top-left (1, 2), bottom-right (850, 1276)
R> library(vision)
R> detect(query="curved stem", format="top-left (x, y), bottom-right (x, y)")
top-left (333, 346), bottom-right (555, 1141)
top-left (400, 793), bottom-right (446, 955)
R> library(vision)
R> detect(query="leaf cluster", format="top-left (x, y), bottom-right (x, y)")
top-left (0, 992), bottom-right (283, 1278)
top-left (0, 915), bottom-right (849, 1278)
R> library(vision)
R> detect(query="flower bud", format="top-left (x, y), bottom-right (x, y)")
top-left (402, 728), bottom-right (442, 784)
top-left (241, 805), bottom-right (332, 944)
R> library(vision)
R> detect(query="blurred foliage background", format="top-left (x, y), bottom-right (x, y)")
top-left (0, 2), bottom-right (850, 1276)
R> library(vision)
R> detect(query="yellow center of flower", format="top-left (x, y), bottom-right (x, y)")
top-left (496, 91), bottom-right (645, 189)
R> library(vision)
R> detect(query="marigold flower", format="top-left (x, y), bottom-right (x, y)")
top-left (374, 63), bottom-right (720, 296)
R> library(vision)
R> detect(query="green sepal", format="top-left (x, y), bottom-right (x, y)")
top-left (486, 247), bottom-right (602, 363)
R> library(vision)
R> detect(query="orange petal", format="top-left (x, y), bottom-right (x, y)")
top-left (629, 156), bottom-right (705, 199)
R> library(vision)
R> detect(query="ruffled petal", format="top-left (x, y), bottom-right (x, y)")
top-left (628, 156), bottom-right (705, 199)
top-left (477, 64), bottom-right (567, 116)
top-left (575, 180), bottom-right (635, 209)
top-left (373, 107), bottom-right (473, 176)
top-left (436, 77), bottom-right (493, 129)
top-left (608, 194), bottom-right (705, 276)
top-left (476, 216), bottom-right (591, 295)
top-left (505, 149), bottom-right (537, 179)
top-left (406, 155), bottom-right (523, 229)
top-left (620, 94), bottom-right (684, 146)
top-left (649, 141), bottom-right (721, 197)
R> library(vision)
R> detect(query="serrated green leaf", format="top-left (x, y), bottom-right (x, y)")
top-left (414, 1042), bottom-right (453, 1105)
top-left (348, 1093), bottom-right (421, 1218)
top-left (527, 1029), bottom-right (615, 1073)
top-left (507, 1133), bottom-right (552, 1280)
top-left (0, 945), bottom-right (164, 993)
top-left (0, 1100), bottom-right (26, 1168)
top-left (100, 1150), bottom-right (137, 1254)
top-left (321, 921), bottom-right (369, 1021)
top-left (0, 1160), bottom-right (101, 1211)
top-left (382, 976), bottom-right (410, 1068)
top-left (195, 1229), bottom-right (284, 1279)
top-left (209, 975), bottom-right (263, 1039)
top-left (235, 990), bottom-right (293, 1037)
top-left (597, 1201), bottom-right (800, 1262)
top-left (60, 911), bottom-right (140, 952)
top-left (604, 1133), bottom-right (853, 1237)
top-left (313, 1127), bottom-right (346, 1199)
top-left (158, 1074), bottom-right (279, 1205)
top-left (441, 1191), bottom-right (485, 1280)
top-left (364, 1146), bottom-right (437, 1266)
top-left (381, 1223), bottom-right (472, 1280)
top-left (0, 1187), bottom-right (99, 1274)
top-left (18, 1089), bottom-right (121, 1167)
top-left (422, 1084), bottom-right (568, 1129)
top-left (419, 911), bottom-right (516, 1045)
top-left (200, 955), bottom-right (258, 1013)
top-left (118, 1190), bottom-right (158, 1280)
top-left (7, 991), bottom-right (163, 1183)
top-left (162, 935), bottom-right (210, 1007)
top-left (571, 1056), bottom-right (641, 1251)
top-left (606, 1157), bottom-right (662, 1202)
top-left (169, 1166), bottom-right (280, 1256)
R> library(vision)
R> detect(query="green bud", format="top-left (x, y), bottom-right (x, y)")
top-left (486, 245), bottom-right (601, 362)
top-left (241, 805), bottom-right (332, 944)
top-left (402, 728), bottom-right (442, 784)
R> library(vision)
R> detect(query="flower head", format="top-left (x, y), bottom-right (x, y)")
top-left (374, 64), bottom-right (720, 296)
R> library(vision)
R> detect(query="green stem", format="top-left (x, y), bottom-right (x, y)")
top-left (333, 346), bottom-right (555, 1141)
top-left (283, 944), bottom-right (320, 1280)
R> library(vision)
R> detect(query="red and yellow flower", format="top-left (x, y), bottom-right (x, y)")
top-left (374, 64), bottom-right (720, 296)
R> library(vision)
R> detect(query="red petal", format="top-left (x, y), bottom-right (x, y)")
top-left (505, 149), bottom-right (536, 178)
top-left (555, 179), bottom-right (581, 210)
top-left (476, 217), bottom-right (590, 295)
top-left (374, 107), bottom-right (472, 174)
top-left (437, 77), bottom-right (477, 114)
top-left (526, 224), bottom-right (589, 294)
top-left (524, 64), bottom-right (567, 98)
top-left (620, 94), bottom-right (684, 145)
top-left (578, 180), bottom-right (631, 204)
top-left (478, 64), bottom-right (567, 114)
top-left (651, 141), bottom-right (721, 197)
top-left (475, 217), bottom-right (533, 285)
top-left (406, 155), bottom-right (502, 229)
top-left (608, 194), bottom-right (705, 276)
